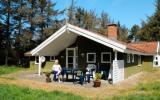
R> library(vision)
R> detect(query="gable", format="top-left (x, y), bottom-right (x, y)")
top-left (29, 24), bottom-right (127, 56)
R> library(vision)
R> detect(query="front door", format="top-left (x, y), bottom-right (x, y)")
top-left (66, 48), bottom-right (78, 69)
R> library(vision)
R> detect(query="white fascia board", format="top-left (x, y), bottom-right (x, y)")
top-left (124, 49), bottom-right (155, 56)
top-left (31, 25), bottom-right (67, 56)
top-left (67, 24), bottom-right (126, 52)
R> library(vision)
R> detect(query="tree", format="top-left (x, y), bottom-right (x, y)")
top-left (117, 22), bottom-right (129, 42)
top-left (128, 24), bottom-right (141, 41)
top-left (68, 0), bottom-right (76, 24)
top-left (97, 12), bottom-right (110, 34)
top-left (140, 0), bottom-right (160, 41)
top-left (0, 0), bottom-right (16, 65)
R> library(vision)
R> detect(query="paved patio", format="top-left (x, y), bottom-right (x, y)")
top-left (7, 70), bottom-right (110, 88)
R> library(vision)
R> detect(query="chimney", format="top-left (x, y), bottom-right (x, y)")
top-left (107, 24), bottom-right (118, 40)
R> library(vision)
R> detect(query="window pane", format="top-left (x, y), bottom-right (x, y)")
top-left (103, 54), bottom-right (110, 62)
top-left (68, 50), bottom-right (74, 56)
top-left (68, 64), bottom-right (73, 68)
top-left (89, 54), bottom-right (94, 61)
top-left (36, 57), bottom-right (39, 63)
top-left (68, 57), bottom-right (73, 63)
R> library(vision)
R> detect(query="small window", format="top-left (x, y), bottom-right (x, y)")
top-left (50, 56), bottom-right (55, 61)
top-left (35, 56), bottom-right (39, 64)
top-left (87, 53), bottom-right (96, 63)
top-left (132, 54), bottom-right (134, 63)
top-left (127, 54), bottom-right (130, 63)
top-left (101, 52), bottom-right (111, 63)
top-left (155, 61), bottom-right (158, 65)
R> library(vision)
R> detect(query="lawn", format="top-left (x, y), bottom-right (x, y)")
top-left (0, 65), bottom-right (22, 75)
top-left (0, 84), bottom-right (88, 100)
top-left (108, 82), bottom-right (160, 100)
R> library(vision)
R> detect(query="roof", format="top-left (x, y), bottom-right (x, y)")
top-left (27, 23), bottom-right (126, 56)
top-left (25, 23), bottom-right (159, 56)
top-left (127, 41), bottom-right (158, 54)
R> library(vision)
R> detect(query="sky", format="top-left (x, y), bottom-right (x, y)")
top-left (53, 0), bottom-right (156, 29)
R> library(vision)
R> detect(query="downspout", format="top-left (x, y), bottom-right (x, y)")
top-left (157, 41), bottom-right (160, 67)
top-left (156, 41), bottom-right (159, 54)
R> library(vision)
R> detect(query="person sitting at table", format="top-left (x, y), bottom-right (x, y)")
top-left (52, 59), bottom-right (62, 82)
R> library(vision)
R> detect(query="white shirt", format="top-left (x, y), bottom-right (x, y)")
top-left (52, 64), bottom-right (61, 72)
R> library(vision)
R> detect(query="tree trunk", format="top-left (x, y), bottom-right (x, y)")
top-left (5, 49), bottom-right (8, 65)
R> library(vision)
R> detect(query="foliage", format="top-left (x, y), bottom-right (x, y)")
top-left (117, 22), bottom-right (129, 42)
top-left (128, 24), bottom-right (141, 41)
top-left (0, 0), bottom-right (130, 65)
top-left (0, 66), bottom-right (22, 75)
top-left (95, 73), bottom-right (102, 81)
top-left (0, 84), bottom-right (88, 100)
top-left (0, 0), bottom-right (63, 65)
top-left (139, 0), bottom-right (160, 41)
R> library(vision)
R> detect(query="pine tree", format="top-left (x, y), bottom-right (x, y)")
top-left (140, 0), bottom-right (160, 41)
top-left (128, 24), bottom-right (140, 41)
top-left (0, 0), bottom-right (16, 65)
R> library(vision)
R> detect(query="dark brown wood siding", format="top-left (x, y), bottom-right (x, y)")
top-left (57, 36), bottom-right (116, 71)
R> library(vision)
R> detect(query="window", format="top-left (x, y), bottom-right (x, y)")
top-left (101, 52), bottom-right (111, 63)
top-left (127, 54), bottom-right (130, 63)
top-left (153, 55), bottom-right (159, 66)
top-left (87, 53), bottom-right (96, 63)
top-left (132, 54), bottom-right (134, 63)
top-left (35, 56), bottom-right (39, 64)
top-left (50, 56), bottom-right (55, 61)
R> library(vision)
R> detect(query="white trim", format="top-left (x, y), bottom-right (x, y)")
top-left (127, 54), bottom-right (131, 63)
top-left (124, 49), bottom-right (155, 56)
top-left (66, 48), bottom-right (77, 68)
top-left (30, 24), bottom-right (127, 56)
top-left (67, 24), bottom-right (126, 52)
top-left (31, 25), bottom-right (67, 56)
top-left (87, 53), bottom-right (96, 63)
top-left (157, 41), bottom-right (159, 53)
top-left (101, 52), bottom-right (111, 63)
top-left (132, 54), bottom-right (134, 63)
top-left (38, 56), bottom-right (42, 76)
top-left (35, 56), bottom-right (39, 64)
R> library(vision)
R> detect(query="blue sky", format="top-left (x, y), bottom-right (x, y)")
top-left (53, 0), bottom-right (155, 29)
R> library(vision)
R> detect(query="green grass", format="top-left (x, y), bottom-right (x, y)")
top-left (107, 82), bottom-right (160, 100)
top-left (0, 65), bottom-right (22, 75)
top-left (0, 84), bottom-right (89, 100)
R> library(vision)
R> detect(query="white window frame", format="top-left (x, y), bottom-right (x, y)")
top-left (66, 48), bottom-right (78, 68)
top-left (127, 54), bottom-right (131, 63)
top-left (35, 56), bottom-right (39, 64)
top-left (50, 56), bottom-right (55, 61)
top-left (87, 53), bottom-right (96, 63)
top-left (132, 54), bottom-right (134, 63)
top-left (101, 52), bottom-right (111, 63)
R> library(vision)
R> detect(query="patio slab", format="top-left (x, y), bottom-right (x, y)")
top-left (7, 70), bottom-right (110, 88)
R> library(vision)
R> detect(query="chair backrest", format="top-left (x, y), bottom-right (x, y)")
top-left (87, 64), bottom-right (96, 70)
top-left (76, 70), bottom-right (83, 76)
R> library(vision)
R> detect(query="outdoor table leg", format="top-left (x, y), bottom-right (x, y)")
top-left (66, 73), bottom-right (68, 81)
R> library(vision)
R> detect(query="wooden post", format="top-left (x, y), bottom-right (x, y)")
top-left (114, 50), bottom-right (118, 61)
top-left (38, 56), bottom-right (42, 76)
